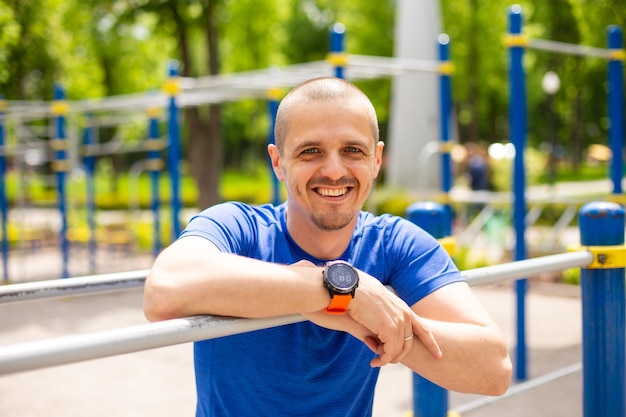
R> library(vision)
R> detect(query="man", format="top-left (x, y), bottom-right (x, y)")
top-left (144, 77), bottom-right (512, 417)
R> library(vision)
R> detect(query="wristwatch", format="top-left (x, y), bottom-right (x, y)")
top-left (322, 260), bottom-right (359, 314)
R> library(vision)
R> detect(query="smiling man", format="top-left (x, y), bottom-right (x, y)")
top-left (144, 77), bottom-right (512, 417)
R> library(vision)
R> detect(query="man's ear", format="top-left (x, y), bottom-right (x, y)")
top-left (267, 144), bottom-right (284, 181)
top-left (373, 141), bottom-right (385, 179)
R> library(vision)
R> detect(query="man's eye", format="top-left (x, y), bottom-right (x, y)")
top-left (346, 147), bottom-right (362, 153)
top-left (302, 148), bottom-right (318, 154)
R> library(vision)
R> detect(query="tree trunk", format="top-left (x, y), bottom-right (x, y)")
top-left (169, 1), bottom-right (222, 209)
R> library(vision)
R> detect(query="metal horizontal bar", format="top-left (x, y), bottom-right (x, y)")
top-left (453, 362), bottom-right (582, 414)
top-left (0, 314), bottom-right (304, 375)
top-left (0, 251), bottom-right (595, 375)
top-left (462, 251), bottom-right (593, 286)
top-left (0, 252), bottom-right (594, 304)
top-left (528, 38), bottom-right (613, 59)
top-left (0, 270), bottom-right (149, 304)
top-left (2, 55), bottom-right (442, 119)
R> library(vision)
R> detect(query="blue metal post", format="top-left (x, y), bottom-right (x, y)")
top-left (329, 23), bottom-right (347, 79)
top-left (82, 113), bottom-right (97, 273)
top-left (406, 201), bottom-right (448, 417)
top-left (0, 95), bottom-right (8, 282)
top-left (52, 84), bottom-right (70, 278)
top-left (266, 89), bottom-right (281, 206)
top-left (579, 202), bottom-right (625, 417)
top-left (165, 61), bottom-right (182, 239)
top-left (607, 26), bottom-right (624, 195)
top-left (147, 107), bottom-right (163, 257)
top-left (438, 34), bottom-right (454, 236)
top-left (507, 4), bottom-right (528, 381)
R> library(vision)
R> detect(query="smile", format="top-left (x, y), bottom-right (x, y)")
top-left (316, 187), bottom-right (349, 197)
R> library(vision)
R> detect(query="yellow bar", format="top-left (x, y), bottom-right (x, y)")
top-left (146, 107), bottom-right (163, 118)
top-left (606, 194), bottom-right (626, 205)
top-left (266, 87), bottom-right (283, 101)
top-left (162, 78), bottom-right (181, 96)
top-left (435, 193), bottom-right (451, 205)
top-left (608, 49), bottom-right (626, 61)
top-left (504, 34), bottom-right (529, 48)
top-left (0, 99), bottom-right (7, 111)
top-left (146, 159), bottom-right (164, 171)
top-left (327, 52), bottom-right (349, 66)
top-left (438, 61), bottom-right (455, 75)
top-left (51, 100), bottom-right (70, 116)
top-left (439, 141), bottom-right (456, 153)
top-left (144, 138), bottom-right (166, 151)
top-left (568, 244), bottom-right (626, 269)
top-left (50, 138), bottom-right (68, 150)
top-left (52, 160), bottom-right (71, 172)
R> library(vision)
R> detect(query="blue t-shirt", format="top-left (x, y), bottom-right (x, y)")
top-left (179, 202), bottom-right (463, 417)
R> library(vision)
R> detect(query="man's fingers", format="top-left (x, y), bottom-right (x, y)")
top-left (412, 316), bottom-right (442, 359)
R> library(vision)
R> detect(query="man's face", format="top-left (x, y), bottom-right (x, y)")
top-left (269, 99), bottom-right (383, 232)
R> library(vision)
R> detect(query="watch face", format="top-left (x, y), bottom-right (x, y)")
top-left (327, 262), bottom-right (358, 291)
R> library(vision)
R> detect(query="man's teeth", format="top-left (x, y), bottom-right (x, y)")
top-left (317, 187), bottom-right (348, 197)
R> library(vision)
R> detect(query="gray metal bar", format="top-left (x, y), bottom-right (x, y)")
top-left (0, 270), bottom-right (149, 304)
top-left (462, 251), bottom-right (593, 286)
top-left (0, 314), bottom-right (304, 375)
top-left (528, 38), bottom-right (613, 59)
top-left (452, 362), bottom-right (582, 414)
top-left (0, 251), bottom-right (595, 375)
top-left (0, 253), bottom-right (594, 304)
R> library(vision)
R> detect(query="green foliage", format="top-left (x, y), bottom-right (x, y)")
top-left (1, 0), bottom-right (625, 206)
top-left (561, 267), bottom-right (580, 285)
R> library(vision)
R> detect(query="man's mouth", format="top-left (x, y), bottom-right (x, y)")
top-left (315, 187), bottom-right (349, 197)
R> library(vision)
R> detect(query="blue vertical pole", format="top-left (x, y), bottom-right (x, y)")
top-left (82, 113), bottom-right (96, 273)
top-left (579, 202), bottom-right (625, 417)
top-left (0, 95), bottom-right (8, 282)
top-left (438, 34), bottom-right (454, 236)
top-left (266, 89), bottom-right (281, 206)
top-left (405, 201), bottom-right (448, 417)
top-left (329, 23), bottom-right (347, 79)
top-left (607, 26), bottom-right (624, 195)
top-left (507, 4), bottom-right (528, 381)
top-left (52, 83), bottom-right (70, 278)
top-left (165, 61), bottom-right (182, 239)
top-left (147, 107), bottom-right (163, 257)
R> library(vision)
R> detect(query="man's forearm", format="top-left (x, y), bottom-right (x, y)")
top-left (144, 238), bottom-right (330, 321)
top-left (402, 320), bottom-right (512, 396)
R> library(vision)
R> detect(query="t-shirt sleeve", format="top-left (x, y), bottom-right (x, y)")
top-left (178, 202), bottom-right (255, 256)
top-left (386, 218), bottom-right (465, 306)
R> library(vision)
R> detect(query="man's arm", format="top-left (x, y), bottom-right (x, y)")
top-left (143, 236), bottom-right (332, 320)
top-left (144, 236), bottom-right (440, 366)
top-left (366, 282), bottom-right (512, 396)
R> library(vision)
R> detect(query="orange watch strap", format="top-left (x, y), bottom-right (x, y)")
top-left (324, 294), bottom-right (352, 315)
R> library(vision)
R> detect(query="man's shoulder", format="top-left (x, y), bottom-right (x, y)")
top-left (201, 201), bottom-right (282, 220)
top-left (359, 210), bottom-right (411, 230)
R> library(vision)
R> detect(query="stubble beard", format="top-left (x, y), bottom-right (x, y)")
top-left (310, 208), bottom-right (355, 232)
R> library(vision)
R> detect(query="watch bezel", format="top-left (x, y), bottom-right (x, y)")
top-left (323, 260), bottom-right (359, 296)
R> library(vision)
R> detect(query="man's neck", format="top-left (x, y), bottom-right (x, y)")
top-left (285, 212), bottom-right (356, 261)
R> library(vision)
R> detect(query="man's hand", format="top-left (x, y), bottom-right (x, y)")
top-left (348, 273), bottom-right (442, 367)
top-left (293, 260), bottom-right (441, 367)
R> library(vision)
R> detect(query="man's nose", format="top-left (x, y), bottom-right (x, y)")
top-left (320, 152), bottom-right (348, 179)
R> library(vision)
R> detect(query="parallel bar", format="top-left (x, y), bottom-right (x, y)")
top-left (0, 270), bottom-right (149, 304)
top-left (0, 252), bottom-right (593, 304)
top-left (0, 314), bottom-right (304, 375)
top-left (453, 362), bottom-right (582, 414)
top-left (528, 38), bottom-right (614, 59)
top-left (463, 251), bottom-right (593, 287)
top-left (0, 251), bottom-right (594, 375)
